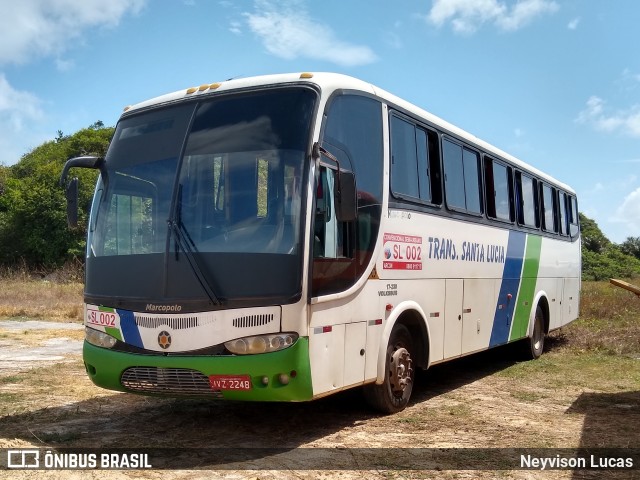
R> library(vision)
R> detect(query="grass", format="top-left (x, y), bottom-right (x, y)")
top-left (0, 264), bottom-right (83, 321)
top-left (558, 280), bottom-right (640, 355)
top-left (509, 390), bottom-right (547, 402)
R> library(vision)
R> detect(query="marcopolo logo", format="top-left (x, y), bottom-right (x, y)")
top-left (145, 304), bottom-right (182, 313)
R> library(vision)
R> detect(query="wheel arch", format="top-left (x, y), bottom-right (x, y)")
top-left (529, 291), bottom-right (550, 336)
top-left (374, 301), bottom-right (430, 384)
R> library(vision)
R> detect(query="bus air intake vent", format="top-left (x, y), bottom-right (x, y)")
top-left (232, 314), bottom-right (274, 328)
top-left (135, 316), bottom-right (199, 330)
top-left (121, 367), bottom-right (221, 398)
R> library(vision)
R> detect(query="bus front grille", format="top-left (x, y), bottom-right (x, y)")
top-left (121, 367), bottom-right (222, 398)
top-left (232, 314), bottom-right (274, 328)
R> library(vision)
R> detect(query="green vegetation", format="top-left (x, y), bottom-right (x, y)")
top-left (0, 122), bottom-right (112, 268)
top-left (580, 213), bottom-right (640, 280)
top-left (0, 122), bottom-right (639, 283)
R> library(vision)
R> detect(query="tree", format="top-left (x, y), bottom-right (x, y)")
top-left (579, 213), bottom-right (610, 254)
top-left (579, 214), bottom-right (640, 280)
top-left (620, 237), bottom-right (640, 260)
top-left (0, 123), bottom-right (113, 267)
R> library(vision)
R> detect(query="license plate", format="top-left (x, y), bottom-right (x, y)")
top-left (209, 375), bottom-right (252, 391)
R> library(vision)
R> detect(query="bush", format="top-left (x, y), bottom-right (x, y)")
top-left (0, 123), bottom-right (112, 268)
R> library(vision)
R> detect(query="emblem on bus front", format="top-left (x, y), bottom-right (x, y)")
top-left (158, 331), bottom-right (172, 349)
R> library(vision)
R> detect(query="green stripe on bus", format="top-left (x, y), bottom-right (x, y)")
top-left (510, 235), bottom-right (542, 341)
top-left (105, 326), bottom-right (122, 341)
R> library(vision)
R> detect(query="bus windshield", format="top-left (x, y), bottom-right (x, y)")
top-left (85, 87), bottom-right (317, 312)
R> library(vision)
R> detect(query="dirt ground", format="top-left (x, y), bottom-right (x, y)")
top-left (0, 318), bottom-right (638, 480)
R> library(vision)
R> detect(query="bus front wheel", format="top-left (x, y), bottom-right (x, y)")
top-left (364, 324), bottom-right (415, 414)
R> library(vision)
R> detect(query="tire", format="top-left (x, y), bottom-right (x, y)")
top-left (364, 324), bottom-right (415, 414)
top-left (525, 305), bottom-right (545, 360)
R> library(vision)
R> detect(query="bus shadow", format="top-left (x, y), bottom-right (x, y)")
top-left (411, 340), bottom-right (540, 403)
top-left (566, 390), bottom-right (640, 480)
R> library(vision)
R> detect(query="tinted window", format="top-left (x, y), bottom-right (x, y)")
top-left (569, 195), bottom-right (579, 237)
top-left (558, 191), bottom-right (569, 236)
top-left (443, 138), bottom-right (482, 214)
top-left (315, 95), bottom-right (383, 296)
top-left (516, 172), bottom-right (538, 228)
top-left (463, 149), bottom-right (482, 214)
top-left (485, 157), bottom-right (512, 222)
top-left (443, 139), bottom-right (466, 210)
top-left (541, 183), bottom-right (557, 233)
top-left (391, 116), bottom-right (419, 198)
top-left (390, 115), bottom-right (433, 203)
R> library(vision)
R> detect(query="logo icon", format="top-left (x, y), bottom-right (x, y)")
top-left (384, 247), bottom-right (392, 259)
top-left (7, 450), bottom-right (40, 468)
top-left (158, 331), bottom-right (172, 349)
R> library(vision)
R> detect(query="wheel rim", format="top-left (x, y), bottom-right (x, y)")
top-left (389, 347), bottom-right (413, 395)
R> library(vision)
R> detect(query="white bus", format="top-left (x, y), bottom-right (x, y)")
top-left (61, 72), bottom-right (580, 413)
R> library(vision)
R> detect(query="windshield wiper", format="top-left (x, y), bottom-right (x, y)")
top-left (169, 185), bottom-right (221, 306)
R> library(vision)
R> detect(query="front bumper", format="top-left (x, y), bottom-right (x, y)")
top-left (83, 337), bottom-right (313, 402)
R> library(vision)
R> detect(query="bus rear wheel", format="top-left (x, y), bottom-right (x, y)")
top-left (364, 324), bottom-right (415, 414)
top-left (525, 305), bottom-right (545, 360)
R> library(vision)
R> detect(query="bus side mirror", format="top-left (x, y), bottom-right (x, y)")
top-left (335, 171), bottom-right (357, 222)
top-left (66, 177), bottom-right (79, 228)
top-left (59, 155), bottom-right (105, 229)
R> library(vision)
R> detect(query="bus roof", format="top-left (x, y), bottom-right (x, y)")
top-left (122, 72), bottom-right (575, 195)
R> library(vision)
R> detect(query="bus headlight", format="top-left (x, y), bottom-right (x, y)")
top-left (225, 333), bottom-right (298, 355)
top-left (85, 327), bottom-right (117, 349)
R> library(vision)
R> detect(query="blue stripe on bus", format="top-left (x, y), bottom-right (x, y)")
top-left (118, 309), bottom-right (143, 348)
top-left (489, 231), bottom-right (526, 347)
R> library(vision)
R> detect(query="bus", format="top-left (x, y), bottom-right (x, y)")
top-left (60, 72), bottom-right (580, 413)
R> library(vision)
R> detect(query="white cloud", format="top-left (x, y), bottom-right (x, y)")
top-left (55, 57), bottom-right (75, 72)
top-left (576, 95), bottom-right (640, 138)
top-left (0, 74), bottom-right (48, 164)
top-left (385, 31), bottom-right (403, 50)
top-left (0, 0), bottom-right (146, 66)
top-left (0, 74), bottom-right (43, 132)
top-left (567, 17), bottom-right (580, 30)
top-left (618, 68), bottom-right (640, 91)
top-left (584, 182), bottom-right (604, 196)
top-left (229, 21), bottom-right (243, 35)
top-left (0, 0), bottom-right (145, 164)
top-left (426, 0), bottom-right (559, 34)
top-left (611, 187), bottom-right (640, 235)
top-left (244, 0), bottom-right (377, 66)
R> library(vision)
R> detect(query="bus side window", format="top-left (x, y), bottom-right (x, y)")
top-left (541, 183), bottom-right (557, 233)
top-left (485, 157), bottom-right (513, 222)
top-left (442, 138), bottom-right (482, 214)
top-left (558, 191), bottom-right (569, 236)
top-left (569, 195), bottom-right (580, 238)
top-left (389, 113), bottom-right (441, 206)
top-left (515, 171), bottom-right (539, 228)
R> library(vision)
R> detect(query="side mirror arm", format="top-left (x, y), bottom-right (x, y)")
top-left (59, 156), bottom-right (105, 187)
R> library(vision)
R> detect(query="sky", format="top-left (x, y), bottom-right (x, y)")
top-left (0, 0), bottom-right (638, 243)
